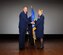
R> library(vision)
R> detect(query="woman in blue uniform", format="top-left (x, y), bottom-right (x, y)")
top-left (35, 9), bottom-right (44, 49)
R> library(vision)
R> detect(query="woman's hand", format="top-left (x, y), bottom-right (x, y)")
top-left (31, 21), bottom-right (35, 24)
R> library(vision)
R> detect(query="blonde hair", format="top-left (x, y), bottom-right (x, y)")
top-left (38, 9), bottom-right (43, 16)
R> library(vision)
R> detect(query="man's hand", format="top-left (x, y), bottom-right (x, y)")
top-left (31, 21), bottom-right (35, 24)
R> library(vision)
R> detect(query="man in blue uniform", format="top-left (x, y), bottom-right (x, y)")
top-left (19, 6), bottom-right (34, 50)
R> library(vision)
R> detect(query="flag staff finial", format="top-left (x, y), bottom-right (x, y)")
top-left (31, 5), bottom-right (32, 8)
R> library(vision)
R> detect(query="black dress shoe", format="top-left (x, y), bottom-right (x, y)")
top-left (19, 47), bottom-right (25, 50)
top-left (37, 44), bottom-right (44, 49)
top-left (40, 44), bottom-right (44, 49)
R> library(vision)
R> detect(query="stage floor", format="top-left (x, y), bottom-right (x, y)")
top-left (0, 39), bottom-right (63, 55)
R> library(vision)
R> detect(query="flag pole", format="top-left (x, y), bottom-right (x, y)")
top-left (31, 6), bottom-right (36, 47)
